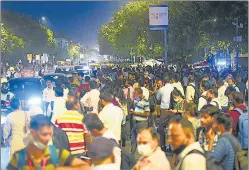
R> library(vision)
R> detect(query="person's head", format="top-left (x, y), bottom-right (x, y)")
top-left (156, 79), bottom-right (163, 88)
top-left (66, 95), bottom-right (79, 111)
top-left (83, 113), bottom-right (105, 137)
top-left (164, 76), bottom-right (170, 84)
top-left (188, 75), bottom-right (195, 84)
top-left (168, 116), bottom-right (195, 154)
top-left (200, 104), bottom-right (219, 128)
top-left (10, 98), bottom-right (20, 110)
top-left (99, 91), bottom-right (112, 106)
top-left (232, 92), bottom-right (244, 106)
top-left (172, 74), bottom-right (179, 83)
top-left (118, 72), bottom-right (124, 79)
top-left (137, 128), bottom-right (159, 157)
top-left (172, 88), bottom-right (184, 102)
top-left (225, 86), bottom-right (237, 101)
top-left (184, 102), bottom-right (197, 118)
top-left (212, 113), bottom-right (232, 135)
top-left (85, 76), bottom-right (90, 82)
top-left (89, 80), bottom-right (98, 90)
top-left (134, 88), bottom-right (144, 99)
top-left (55, 87), bottom-right (64, 97)
top-left (77, 72), bottom-right (84, 80)
top-left (144, 71), bottom-right (149, 78)
top-left (206, 88), bottom-right (218, 100)
top-left (128, 73), bottom-right (134, 80)
top-left (46, 79), bottom-right (52, 88)
top-left (88, 137), bottom-right (115, 166)
top-left (200, 80), bottom-right (211, 92)
top-left (227, 77), bottom-right (235, 86)
top-left (236, 76), bottom-right (242, 83)
top-left (29, 114), bottom-right (53, 150)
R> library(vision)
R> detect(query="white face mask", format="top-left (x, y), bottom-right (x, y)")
top-left (23, 131), bottom-right (48, 150)
top-left (137, 144), bottom-right (154, 157)
top-left (33, 140), bottom-right (48, 150)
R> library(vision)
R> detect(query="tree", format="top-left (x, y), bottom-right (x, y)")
top-left (69, 44), bottom-right (80, 57)
top-left (1, 23), bottom-right (24, 53)
top-left (99, 1), bottom-right (248, 62)
top-left (1, 10), bottom-right (57, 63)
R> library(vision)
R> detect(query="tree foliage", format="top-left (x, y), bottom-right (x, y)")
top-left (69, 44), bottom-right (80, 57)
top-left (99, 1), bottom-right (248, 61)
top-left (1, 23), bottom-right (24, 53)
top-left (1, 10), bottom-right (57, 61)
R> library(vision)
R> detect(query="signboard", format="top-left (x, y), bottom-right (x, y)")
top-left (35, 55), bottom-right (40, 61)
top-left (233, 36), bottom-right (242, 42)
top-left (27, 54), bottom-right (32, 61)
top-left (149, 4), bottom-right (168, 30)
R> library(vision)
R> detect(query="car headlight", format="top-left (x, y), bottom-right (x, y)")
top-left (28, 97), bottom-right (41, 105)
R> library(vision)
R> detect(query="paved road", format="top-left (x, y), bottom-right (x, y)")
top-left (1, 147), bottom-right (10, 170)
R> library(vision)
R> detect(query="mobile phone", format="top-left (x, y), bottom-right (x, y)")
top-left (80, 156), bottom-right (91, 160)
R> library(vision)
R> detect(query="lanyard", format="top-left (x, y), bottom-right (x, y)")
top-left (28, 157), bottom-right (47, 170)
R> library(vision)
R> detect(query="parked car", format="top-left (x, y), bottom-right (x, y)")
top-left (8, 77), bottom-right (43, 111)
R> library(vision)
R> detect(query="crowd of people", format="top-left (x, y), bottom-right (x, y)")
top-left (2, 64), bottom-right (248, 170)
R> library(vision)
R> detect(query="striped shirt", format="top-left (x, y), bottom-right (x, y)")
top-left (6, 147), bottom-right (75, 170)
top-left (134, 97), bottom-right (150, 121)
top-left (207, 133), bottom-right (236, 170)
top-left (55, 110), bottom-right (86, 155)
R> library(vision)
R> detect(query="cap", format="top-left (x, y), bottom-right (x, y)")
top-left (88, 137), bottom-right (115, 161)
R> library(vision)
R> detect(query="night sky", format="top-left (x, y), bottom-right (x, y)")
top-left (1, 1), bottom-right (128, 48)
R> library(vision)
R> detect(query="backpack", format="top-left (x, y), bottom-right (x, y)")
top-left (233, 108), bottom-right (248, 150)
top-left (189, 84), bottom-right (199, 104)
top-left (180, 149), bottom-right (224, 170)
top-left (222, 134), bottom-right (248, 170)
top-left (18, 145), bottom-right (59, 170)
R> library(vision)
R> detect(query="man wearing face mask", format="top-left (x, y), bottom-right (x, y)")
top-left (130, 88), bottom-right (150, 154)
top-left (168, 116), bottom-right (206, 170)
top-left (132, 128), bottom-right (171, 170)
top-left (7, 114), bottom-right (91, 170)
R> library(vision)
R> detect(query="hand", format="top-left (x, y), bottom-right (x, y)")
top-left (130, 110), bottom-right (135, 114)
top-left (206, 128), bottom-right (215, 141)
top-left (169, 109), bottom-right (177, 113)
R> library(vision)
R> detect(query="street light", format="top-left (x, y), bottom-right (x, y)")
top-left (213, 18), bottom-right (217, 22)
top-left (41, 17), bottom-right (46, 21)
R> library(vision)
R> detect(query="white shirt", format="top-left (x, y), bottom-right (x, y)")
top-left (198, 91), bottom-right (207, 111)
top-left (51, 97), bottom-right (67, 124)
top-left (156, 83), bottom-right (174, 109)
top-left (185, 83), bottom-right (195, 102)
top-left (92, 164), bottom-right (120, 170)
top-left (102, 130), bottom-right (121, 169)
top-left (141, 87), bottom-right (150, 100)
top-left (43, 87), bottom-right (55, 102)
top-left (81, 89), bottom-right (100, 114)
top-left (99, 103), bottom-right (123, 141)
top-left (175, 142), bottom-right (206, 170)
top-left (210, 98), bottom-right (221, 110)
top-left (218, 85), bottom-right (228, 107)
top-left (172, 82), bottom-right (185, 96)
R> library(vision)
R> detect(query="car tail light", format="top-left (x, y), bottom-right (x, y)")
top-left (4, 101), bottom-right (10, 106)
